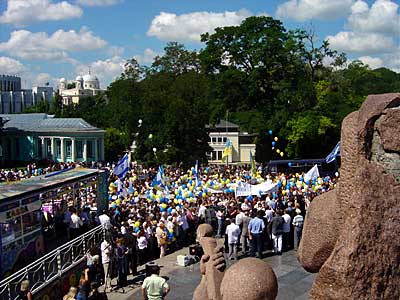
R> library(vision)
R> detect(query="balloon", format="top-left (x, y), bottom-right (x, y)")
top-left (276, 149), bottom-right (281, 154)
top-left (138, 119), bottom-right (142, 124)
top-left (161, 203), bottom-right (167, 209)
top-left (148, 134), bottom-right (153, 139)
top-left (272, 141), bottom-right (276, 146)
top-left (167, 207), bottom-right (172, 214)
top-left (288, 162), bottom-right (292, 167)
top-left (274, 137), bottom-right (278, 142)
top-left (160, 207), bottom-right (165, 212)
top-left (152, 147), bottom-right (157, 152)
top-left (268, 130), bottom-right (273, 135)
top-left (134, 221), bottom-right (140, 227)
top-left (174, 199), bottom-right (178, 204)
top-left (280, 152), bottom-right (284, 157)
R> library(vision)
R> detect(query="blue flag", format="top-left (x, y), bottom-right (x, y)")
top-left (113, 153), bottom-right (129, 179)
top-left (326, 142), bottom-right (341, 163)
top-left (152, 165), bottom-right (165, 188)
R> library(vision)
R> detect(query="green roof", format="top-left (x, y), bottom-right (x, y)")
top-left (1, 113), bottom-right (104, 133)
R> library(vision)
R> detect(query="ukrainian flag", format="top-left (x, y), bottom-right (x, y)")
top-left (250, 150), bottom-right (256, 176)
top-left (222, 139), bottom-right (232, 163)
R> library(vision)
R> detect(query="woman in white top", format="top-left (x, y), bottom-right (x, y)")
top-left (137, 229), bottom-right (148, 265)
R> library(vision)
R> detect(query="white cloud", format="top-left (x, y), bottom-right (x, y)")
top-left (134, 48), bottom-right (158, 65)
top-left (76, 0), bottom-right (123, 6)
top-left (276, 0), bottom-right (354, 21)
top-left (75, 56), bottom-right (125, 87)
top-left (358, 56), bottom-right (384, 69)
top-left (326, 31), bottom-right (395, 55)
top-left (0, 0), bottom-right (82, 26)
top-left (348, 0), bottom-right (400, 35)
top-left (0, 56), bottom-right (26, 74)
top-left (0, 28), bottom-right (107, 61)
top-left (147, 9), bottom-right (252, 42)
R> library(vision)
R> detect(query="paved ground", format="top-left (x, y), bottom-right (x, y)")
top-left (106, 246), bottom-right (316, 300)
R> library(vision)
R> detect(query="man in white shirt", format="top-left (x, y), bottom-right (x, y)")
top-left (100, 239), bottom-right (112, 292)
top-left (225, 219), bottom-right (241, 260)
top-left (282, 209), bottom-right (292, 251)
top-left (69, 208), bottom-right (83, 240)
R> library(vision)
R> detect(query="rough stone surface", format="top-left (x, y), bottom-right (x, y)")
top-left (220, 258), bottom-right (278, 300)
top-left (298, 93), bottom-right (400, 300)
top-left (297, 190), bottom-right (339, 273)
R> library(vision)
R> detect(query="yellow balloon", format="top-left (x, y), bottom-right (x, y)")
top-left (276, 149), bottom-right (280, 154)
top-left (161, 203), bottom-right (167, 209)
top-left (274, 137), bottom-right (278, 142)
top-left (134, 221), bottom-right (140, 227)
top-left (148, 134), bottom-right (153, 139)
top-left (202, 193), bottom-right (207, 198)
top-left (280, 152), bottom-right (284, 157)
top-left (116, 199), bottom-right (121, 205)
top-left (174, 199), bottom-right (178, 204)
top-left (134, 191), bottom-right (138, 196)
top-left (282, 190), bottom-right (286, 195)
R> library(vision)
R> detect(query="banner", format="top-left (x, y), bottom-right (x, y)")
top-left (235, 181), bottom-right (278, 197)
top-left (304, 164), bottom-right (320, 182)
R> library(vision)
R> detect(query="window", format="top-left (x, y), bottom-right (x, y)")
top-left (223, 137), bottom-right (227, 143)
top-left (217, 137), bottom-right (222, 143)
top-left (217, 151), bottom-right (222, 160)
top-left (56, 139), bottom-right (61, 157)
top-left (87, 141), bottom-right (93, 158)
top-left (212, 137), bottom-right (216, 143)
top-left (66, 140), bottom-right (72, 158)
top-left (77, 141), bottom-right (83, 158)
top-left (209, 137), bottom-right (212, 143)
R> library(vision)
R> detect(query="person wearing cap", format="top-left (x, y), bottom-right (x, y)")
top-left (292, 209), bottom-right (304, 251)
top-left (141, 264), bottom-right (170, 300)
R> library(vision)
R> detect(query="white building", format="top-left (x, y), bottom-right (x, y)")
top-left (0, 75), bottom-right (54, 114)
top-left (207, 120), bottom-right (256, 164)
top-left (59, 72), bottom-right (105, 105)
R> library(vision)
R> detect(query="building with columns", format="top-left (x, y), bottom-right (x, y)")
top-left (206, 120), bottom-right (256, 164)
top-left (0, 113), bottom-right (105, 165)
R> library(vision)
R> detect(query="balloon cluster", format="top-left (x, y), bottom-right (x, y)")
top-left (268, 130), bottom-right (284, 157)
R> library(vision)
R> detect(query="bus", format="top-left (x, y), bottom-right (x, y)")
top-left (265, 158), bottom-right (339, 177)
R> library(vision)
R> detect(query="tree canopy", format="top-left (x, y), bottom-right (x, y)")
top-left (25, 16), bottom-right (399, 164)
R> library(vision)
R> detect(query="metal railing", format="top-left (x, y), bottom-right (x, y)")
top-left (0, 225), bottom-right (105, 300)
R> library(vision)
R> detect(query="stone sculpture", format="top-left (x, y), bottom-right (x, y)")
top-left (298, 93), bottom-right (400, 300)
top-left (193, 224), bottom-right (278, 300)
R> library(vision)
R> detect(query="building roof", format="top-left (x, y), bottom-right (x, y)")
top-left (0, 113), bottom-right (105, 133)
top-left (206, 120), bottom-right (239, 129)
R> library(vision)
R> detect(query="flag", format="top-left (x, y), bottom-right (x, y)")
top-left (152, 165), bottom-right (165, 188)
top-left (250, 150), bottom-right (256, 176)
top-left (128, 180), bottom-right (134, 195)
top-left (326, 142), bottom-right (341, 163)
top-left (194, 160), bottom-right (199, 187)
top-left (116, 178), bottom-right (127, 198)
top-left (221, 139), bottom-right (232, 163)
top-left (113, 153), bottom-right (129, 179)
top-left (304, 164), bottom-right (320, 182)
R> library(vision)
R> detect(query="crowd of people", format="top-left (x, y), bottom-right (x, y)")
top-left (58, 163), bottom-right (337, 298)
top-left (7, 162), bottom-right (338, 299)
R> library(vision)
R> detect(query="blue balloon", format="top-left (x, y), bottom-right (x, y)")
top-left (272, 141), bottom-right (276, 146)
top-left (160, 207), bottom-right (165, 212)
top-left (246, 195), bottom-right (253, 201)
top-left (269, 130), bottom-right (273, 135)
top-left (288, 162), bottom-right (292, 167)
top-left (167, 207), bottom-right (172, 213)
top-left (135, 227), bottom-right (140, 233)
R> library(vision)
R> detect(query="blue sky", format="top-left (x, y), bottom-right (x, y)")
top-left (0, 0), bottom-right (399, 88)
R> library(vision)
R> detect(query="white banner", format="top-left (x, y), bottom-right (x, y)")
top-left (235, 181), bottom-right (279, 197)
top-left (304, 164), bottom-right (320, 182)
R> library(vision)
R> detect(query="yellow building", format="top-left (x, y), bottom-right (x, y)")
top-left (207, 120), bottom-right (256, 164)
top-left (59, 73), bottom-right (105, 105)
